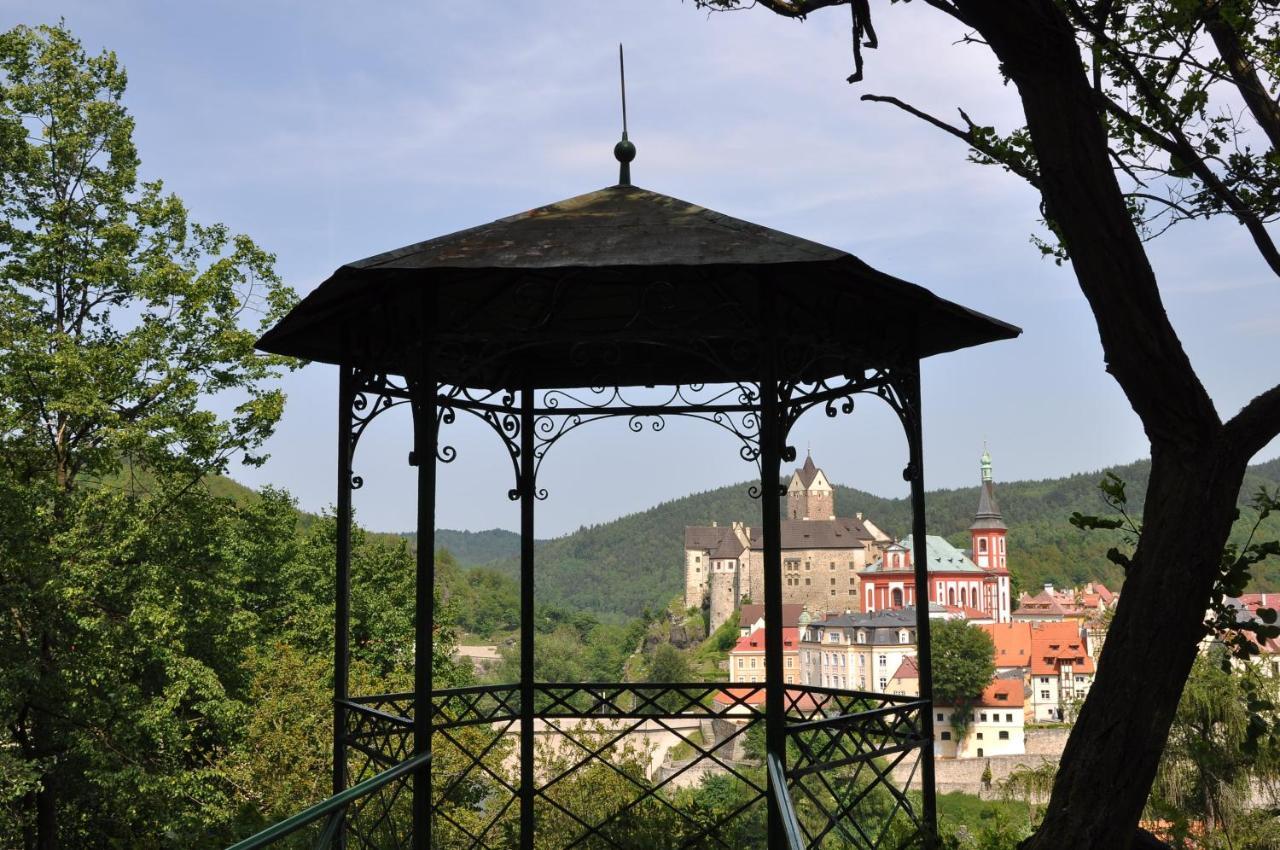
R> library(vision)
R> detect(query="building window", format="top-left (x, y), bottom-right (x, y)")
top-left (831, 589), bottom-right (836, 596)
top-left (737, 659), bottom-right (744, 668)
top-left (936, 713), bottom-right (944, 722)
top-left (695, 556), bottom-right (701, 563)
top-left (977, 748), bottom-right (984, 757)
top-left (940, 731), bottom-right (951, 741)
top-left (830, 577), bottom-right (836, 585)
top-left (805, 578), bottom-right (811, 586)
top-left (1040, 690), bottom-right (1050, 700)
top-left (750, 658), bottom-right (756, 668)
top-left (879, 655), bottom-right (887, 666)
top-left (879, 677), bottom-right (887, 690)
top-left (830, 562), bottom-right (836, 570)
top-left (977, 733), bottom-right (984, 740)
top-left (1006, 713), bottom-right (1013, 723)
top-left (978, 538), bottom-right (988, 554)
top-left (1040, 677), bottom-right (1050, 684)
top-left (999, 538), bottom-right (1005, 554)
top-left (980, 713), bottom-right (987, 722)
top-left (999, 731), bottom-right (1009, 740)
top-left (805, 561), bottom-right (811, 570)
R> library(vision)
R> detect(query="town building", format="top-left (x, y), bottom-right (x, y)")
top-left (684, 453), bottom-right (892, 631)
top-left (934, 679), bottom-right (1026, 758)
top-left (886, 655), bottom-right (919, 697)
top-left (736, 603), bottom-right (806, 637)
top-left (797, 607), bottom-right (921, 692)
top-left (1028, 620), bottom-right (1095, 722)
top-left (728, 627), bottom-right (801, 684)
top-left (858, 451), bottom-right (1012, 622)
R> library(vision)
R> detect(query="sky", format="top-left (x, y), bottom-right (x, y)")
top-left (7, 1), bottom-right (1278, 536)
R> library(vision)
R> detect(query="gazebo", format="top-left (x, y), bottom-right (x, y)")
top-left (239, 140), bottom-right (1019, 850)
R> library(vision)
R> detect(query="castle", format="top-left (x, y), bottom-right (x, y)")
top-left (685, 451), bottom-right (1012, 631)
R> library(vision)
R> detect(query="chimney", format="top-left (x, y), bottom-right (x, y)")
top-left (711, 521), bottom-right (717, 527)
top-left (856, 512), bottom-right (863, 520)
top-left (1043, 582), bottom-right (1055, 595)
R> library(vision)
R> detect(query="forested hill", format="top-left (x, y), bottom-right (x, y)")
top-left (458, 456), bottom-right (1280, 620)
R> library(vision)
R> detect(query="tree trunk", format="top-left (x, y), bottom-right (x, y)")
top-left (941, 2), bottom-right (1263, 847)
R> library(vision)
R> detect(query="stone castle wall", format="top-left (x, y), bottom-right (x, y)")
top-left (708, 560), bottom-right (738, 632)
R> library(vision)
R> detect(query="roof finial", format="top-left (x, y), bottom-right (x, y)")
top-left (980, 444), bottom-right (993, 483)
top-left (614, 44), bottom-right (636, 186)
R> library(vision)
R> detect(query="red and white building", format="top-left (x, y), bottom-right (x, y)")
top-left (859, 451), bottom-right (1012, 622)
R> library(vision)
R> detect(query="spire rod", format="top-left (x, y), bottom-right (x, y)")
top-left (614, 44), bottom-right (636, 186)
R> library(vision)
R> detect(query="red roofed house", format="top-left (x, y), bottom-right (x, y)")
top-left (980, 621), bottom-right (1033, 676)
top-left (1029, 621), bottom-right (1095, 722)
top-left (886, 655), bottom-right (919, 697)
top-left (934, 678), bottom-right (1025, 758)
top-left (729, 627), bottom-right (801, 685)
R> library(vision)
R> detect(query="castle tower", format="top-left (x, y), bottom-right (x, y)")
top-left (708, 545), bottom-right (741, 633)
top-left (786, 452), bottom-right (835, 520)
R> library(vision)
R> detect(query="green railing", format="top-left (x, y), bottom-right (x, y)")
top-left (226, 751), bottom-right (431, 850)
top-left (768, 751), bottom-right (805, 850)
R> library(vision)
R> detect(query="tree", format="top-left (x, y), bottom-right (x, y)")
top-left (0, 23), bottom-right (295, 848)
top-left (931, 619), bottom-right (997, 738)
top-left (1145, 652), bottom-right (1280, 848)
top-left (648, 642), bottom-right (694, 683)
top-left (689, 1), bottom-right (1280, 846)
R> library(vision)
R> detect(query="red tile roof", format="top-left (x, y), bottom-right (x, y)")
top-left (981, 622), bottom-right (1033, 666)
top-left (732, 627), bottom-right (799, 654)
top-left (890, 656), bottom-right (919, 680)
top-left (1029, 621), bottom-right (1094, 675)
top-left (937, 677), bottom-right (1024, 708)
top-left (737, 604), bottom-right (806, 630)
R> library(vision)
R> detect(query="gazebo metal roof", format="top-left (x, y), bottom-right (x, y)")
top-left (256, 184), bottom-right (1018, 386)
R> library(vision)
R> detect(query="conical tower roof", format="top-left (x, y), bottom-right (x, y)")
top-left (970, 451), bottom-right (1007, 531)
top-left (797, 452), bottom-right (820, 487)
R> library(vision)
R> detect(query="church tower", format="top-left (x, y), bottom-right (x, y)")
top-left (786, 452), bottom-right (835, 520)
top-left (970, 449), bottom-right (1007, 571)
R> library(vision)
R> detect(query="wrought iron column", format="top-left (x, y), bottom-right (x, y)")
top-left (903, 365), bottom-right (938, 847)
top-left (334, 365), bottom-right (353, 808)
top-left (411, 359), bottom-right (437, 850)
top-left (759, 362), bottom-right (786, 850)
top-left (518, 385), bottom-right (536, 850)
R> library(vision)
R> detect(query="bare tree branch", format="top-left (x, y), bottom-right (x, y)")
top-left (861, 94), bottom-right (1042, 188)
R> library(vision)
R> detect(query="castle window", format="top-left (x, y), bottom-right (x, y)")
top-left (805, 561), bottom-right (811, 570)
top-left (830, 578), bottom-right (836, 585)
top-left (978, 538), bottom-right (988, 554)
top-left (940, 731), bottom-right (951, 741)
top-left (805, 578), bottom-right (810, 586)
top-left (831, 589), bottom-right (836, 596)
top-left (695, 556), bottom-right (701, 563)
top-left (830, 562), bottom-right (835, 570)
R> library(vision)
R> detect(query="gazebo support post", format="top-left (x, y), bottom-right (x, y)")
top-left (333, 364), bottom-right (353, 841)
top-left (760, 369), bottom-right (786, 850)
top-left (518, 385), bottom-right (536, 850)
top-left (411, 358), bottom-right (437, 850)
top-left (904, 366), bottom-right (939, 847)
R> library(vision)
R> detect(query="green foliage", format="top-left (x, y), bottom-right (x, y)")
top-left (647, 642), bottom-right (693, 683)
top-left (1147, 653), bottom-right (1280, 849)
top-left (931, 619), bottom-right (997, 737)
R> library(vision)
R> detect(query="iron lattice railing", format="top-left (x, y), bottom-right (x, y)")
top-left (245, 683), bottom-right (927, 850)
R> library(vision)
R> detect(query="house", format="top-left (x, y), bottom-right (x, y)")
top-left (885, 655), bottom-right (919, 697)
top-left (980, 621), bottom-right (1034, 676)
top-left (1028, 620), bottom-right (1095, 722)
top-left (736, 603), bottom-right (806, 637)
top-left (728, 627), bottom-right (801, 684)
top-left (797, 607), bottom-right (920, 692)
top-left (934, 678), bottom-right (1026, 758)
